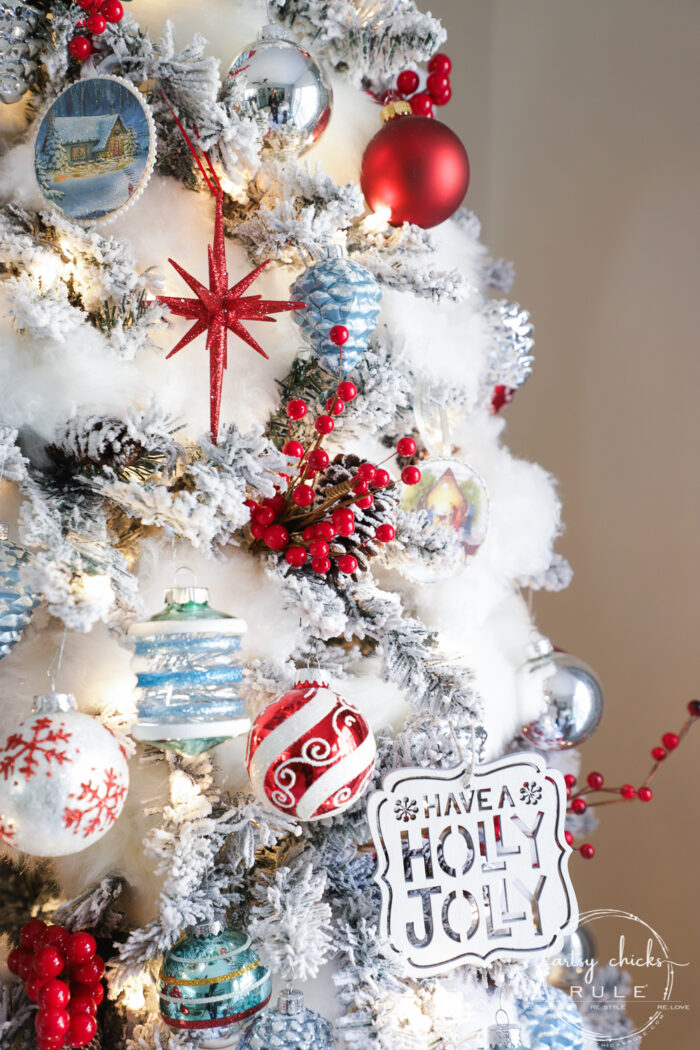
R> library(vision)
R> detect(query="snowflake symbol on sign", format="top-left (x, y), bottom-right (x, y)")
top-left (63, 768), bottom-right (128, 838)
top-left (520, 780), bottom-right (543, 805)
top-left (0, 718), bottom-right (73, 782)
top-left (394, 797), bottom-right (419, 822)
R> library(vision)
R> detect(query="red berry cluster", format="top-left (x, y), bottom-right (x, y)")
top-left (563, 700), bottom-right (699, 860)
top-left (249, 354), bottom-right (422, 573)
top-left (390, 53), bottom-right (453, 120)
top-left (7, 920), bottom-right (104, 1049)
top-left (69, 0), bottom-right (124, 62)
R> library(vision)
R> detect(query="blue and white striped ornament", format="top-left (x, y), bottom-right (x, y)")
top-left (520, 986), bottom-right (583, 1050)
top-left (128, 585), bottom-right (249, 756)
top-left (240, 989), bottom-right (335, 1049)
top-left (159, 922), bottom-right (271, 1044)
top-left (289, 254), bottom-right (381, 374)
top-left (0, 527), bottom-right (39, 661)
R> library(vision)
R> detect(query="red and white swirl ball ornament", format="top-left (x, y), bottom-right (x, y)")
top-left (0, 693), bottom-right (129, 856)
top-left (246, 670), bottom-right (376, 821)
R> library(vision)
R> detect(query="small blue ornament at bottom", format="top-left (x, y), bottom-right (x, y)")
top-left (159, 921), bottom-right (270, 1044)
top-left (239, 989), bottom-right (335, 1049)
top-left (520, 985), bottom-right (583, 1050)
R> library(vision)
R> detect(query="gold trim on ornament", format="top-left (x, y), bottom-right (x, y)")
top-left (160, 960), bottom-right (260, 986)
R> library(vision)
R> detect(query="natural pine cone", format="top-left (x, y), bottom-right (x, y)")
top-left (47, 416), bottom-right (143, 477)
top-left (315, 453), bottom-right (398, 573)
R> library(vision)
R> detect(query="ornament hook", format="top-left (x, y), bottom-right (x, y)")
top-left (46, 626), bottom-right (68, 693)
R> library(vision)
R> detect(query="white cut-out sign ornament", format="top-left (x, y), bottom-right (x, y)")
top-left (367, 753), bottom-right (579, 976)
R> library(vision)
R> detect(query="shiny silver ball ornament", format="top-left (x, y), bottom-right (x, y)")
top-left (550, 924), bottom-right (597, 989)
top-left (239, 988), bottom-right (335, 1050)
top-left (225, 25), bottom-right (332, 156)
top-left (519, 636), bottom-right (604, 750)
top-left (0, 692), bottom-right (129, 856)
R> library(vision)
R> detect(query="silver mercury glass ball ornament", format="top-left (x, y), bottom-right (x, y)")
top-left (239, 988), bottom-right (336, 1050)
top-left (550, 924), bottom-right (597, 989)
top-left (0, 0), bottom-right (44, 106)
top-left (225, 25), bottom-right (332, 156)
top-left (519, 635), bottom-right (604, 750)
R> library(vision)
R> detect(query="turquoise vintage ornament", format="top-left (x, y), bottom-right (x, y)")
top-left (128, 585), bottom-right (248, 756)
top-left (289, 253), bottom-right (381, 374)
top-left (158, 922), bottom-right (271, 1044)
top-left (0, 525), bottom-right (39, 661)
top-left (240, 989), bottom-right (335, 1050)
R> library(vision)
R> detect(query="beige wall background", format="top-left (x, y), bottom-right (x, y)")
top-left (428, 1), bottom-right (699, 1046)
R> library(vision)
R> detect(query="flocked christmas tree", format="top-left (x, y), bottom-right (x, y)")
top-left (2, 2), bottom-right (696, 1049)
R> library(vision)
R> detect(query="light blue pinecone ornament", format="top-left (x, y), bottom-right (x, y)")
top-left (520, 985), bottom-right (583, 1050)
top-left (128, 583), bottom-right (249, 756)
top-left (239, 989), bottom-right (335, 1050)
top-left (289, 252), bottom-right (381, 375)
top-left (0, 525), bottom-right (39, 660)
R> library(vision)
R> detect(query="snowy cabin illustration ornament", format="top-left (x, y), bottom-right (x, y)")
top-left (34, 76), bottom-right (155, 224)
top-left (367, 753), bottom-right (578, 976)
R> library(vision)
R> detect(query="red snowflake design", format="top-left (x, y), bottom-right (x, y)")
top-left (0, 717), bottom-right (73, 782)
top-left (63, 768), bottom-right (127, 838)
top-left (0, 820), bottom-right (16, 844)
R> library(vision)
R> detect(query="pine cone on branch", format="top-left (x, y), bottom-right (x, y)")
top-left (47, 417), bottom-right (144, 478)
top-left (315, 453), bottom-right (398, 574)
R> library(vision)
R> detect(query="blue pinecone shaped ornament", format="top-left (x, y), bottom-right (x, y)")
top-left (239, 989), bottom-right (335, 1049)
top-left (0, 529), bottom-right (39, 660)
top-left (290, 255), bottom-right (381, 374)
top-left (520, 985), bottom-right (583, 1049)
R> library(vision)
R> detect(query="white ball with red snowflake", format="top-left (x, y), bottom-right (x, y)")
top-left (246, 669), bottom-right (376, 821)
top-left (0, 693), bottom-right (129, 857)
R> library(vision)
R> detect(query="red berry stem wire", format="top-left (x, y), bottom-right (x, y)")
top-left (565, 702), bottom-right (698, 858)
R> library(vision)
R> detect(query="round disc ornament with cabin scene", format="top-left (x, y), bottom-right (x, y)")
top-left (399, 457), bottom-right (490, 582)
top-left (33, 76), bottom-right (156, 224)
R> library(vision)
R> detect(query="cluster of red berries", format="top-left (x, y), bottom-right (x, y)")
top-left (563, 700), bottom-right (699, 860)
top-left (68, 0), bottom-right (124, 62)
top-left (387, 53), bottom-right (453, 119)
top-left (248, 333), bottom-right (422, 574)
top-left (7, 920), bottom-right (104, 1049)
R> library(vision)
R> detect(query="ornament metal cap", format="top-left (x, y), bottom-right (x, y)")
top-left (193, 918), bottom-right (223, 938)
top-left (487, 1020), bottom-right (524, 1048)
top-left (277, 989), bottom-right (304, 1016)
top-left (0, 524), bottom-right (8, 541)
top-left (32, 693), bottom-right (77, 714)
top-left (525, 633), bottom-right (554, 662)
top-left (258, 23), bottom-right (290, 41)
top-left (381, 99), bottom-right (412, 123)
top-left (294, 667), bottom-right (331, 689)
top-left (164, 585), bottom-right (211, 605)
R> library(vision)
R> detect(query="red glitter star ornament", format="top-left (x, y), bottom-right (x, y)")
top-left (158, 192), bottom-right (306, 443)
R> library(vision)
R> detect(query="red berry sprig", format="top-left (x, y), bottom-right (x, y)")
top-left (564, 700), bottom-right (698, 859)
top-left (7, 921), bottom-right (103, 1049)
top-left (249, 360), bottom-right (424, 573)
top-left (69, 0), bottom-right (124, 63)
top-left (391, 52), bottom-right (453, 120)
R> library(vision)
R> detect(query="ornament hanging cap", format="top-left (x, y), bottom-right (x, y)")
top-left (192, 917), bottom-right (224, 938)
top-left (525, 632), bottom-right (554, 662)
top-left (381, 100), bottom-right (412, 123)
top-left (488, 1010), bottom-right (524, 1048)
top-left (259, 23), bottom-right (291, 41)
top-left (277, 989), bottom-right (304, 1016)
top-left (164, 585), bottom-right (210, 605)
top-left (0, 524), bottom-right (8, 541)
top-left (32, 693), bottom-right (77, 714)
top-left (294, 666), bottom-right (331, 689)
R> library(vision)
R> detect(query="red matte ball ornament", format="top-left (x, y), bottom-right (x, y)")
top-left (361, 115), bottom-right (469, 228)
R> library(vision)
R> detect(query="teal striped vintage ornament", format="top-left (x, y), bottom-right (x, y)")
top-left (289, 253), bottom-right (381, 374)
top-left (128, 584), bottom-right (248, 756)
top-left (158, 921), bottom-right (271, 1044)
top-left (0, 526), bottom-right (39, 661)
